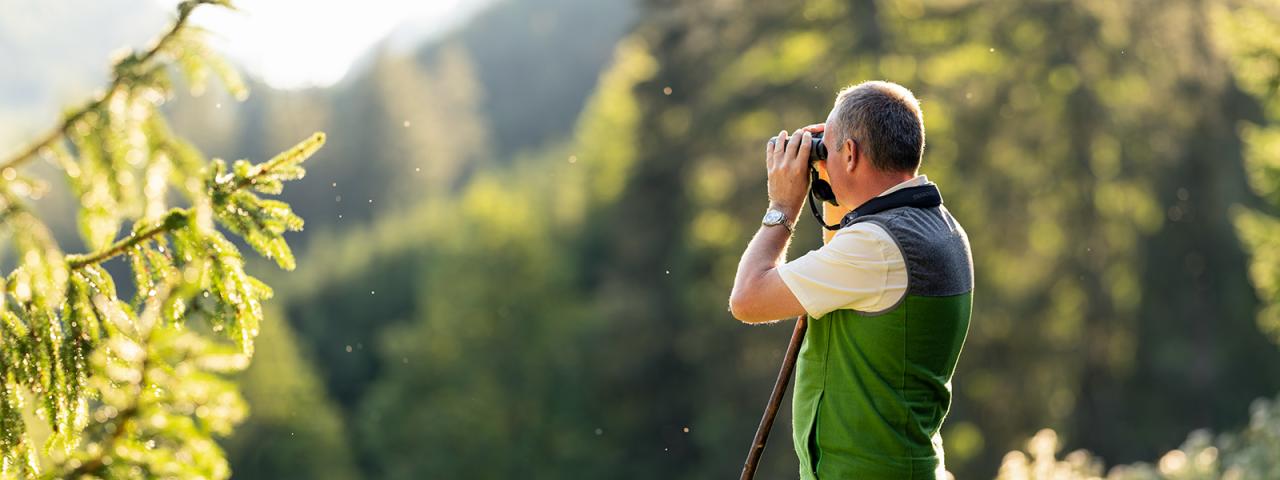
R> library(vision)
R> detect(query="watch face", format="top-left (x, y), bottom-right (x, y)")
top-left (764, 209), bottom-right (784, 225)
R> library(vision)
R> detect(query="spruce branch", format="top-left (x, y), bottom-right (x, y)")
top-left (65, 209), bottom-right (189, 270)
top-left (0, 0), bottom-right (225, 176)
top-left (0, 1), bottom-right (309, 476)
top-left (59, 272), bottom-right (175, 479)
top-left (59, 404), bottom-right (139, 479)
top-left (64, 132), bottom-right (325, 271)
top-left (222, 131), bottom-right (326, 195)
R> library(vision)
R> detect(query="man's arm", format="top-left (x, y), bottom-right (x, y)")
top-left (728, 213), bottom-right (806, 323)
top-left (729, 127), bottom-right (813, 323)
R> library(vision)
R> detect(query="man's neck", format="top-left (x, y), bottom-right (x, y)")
top-left (824, 171), bottom-right (920, 244)
top-left (851, 172), bottom-right (917, 208)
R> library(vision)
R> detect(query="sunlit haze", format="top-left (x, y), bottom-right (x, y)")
top-left (161, 0), bottom-right (479, 89)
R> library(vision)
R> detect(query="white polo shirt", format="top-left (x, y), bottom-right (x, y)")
top-left (776, 175), bottom-right (930, 318)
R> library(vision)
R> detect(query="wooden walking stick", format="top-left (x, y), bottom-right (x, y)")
top-left (740, 314), bottom-right (808, 480)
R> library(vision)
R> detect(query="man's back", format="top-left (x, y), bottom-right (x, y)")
top-left (790, 203), bottom-right (973, 479)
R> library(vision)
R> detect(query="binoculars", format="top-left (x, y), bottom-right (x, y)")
top-left (768, 132), bottom-right (837, 206)
top-left (769, 132), bottom-right (828, 163)
top-left (806, 133), bottom-right (835, 206)
top-left (769, 131), bottom-right (841, 230)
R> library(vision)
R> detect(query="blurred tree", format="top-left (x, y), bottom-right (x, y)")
top-left (157, 0), bottom-right (635, 251)
top-left (1221, 0), bottom-right (1280, 346)
top-left (0, 1), bottom-right (324, 478)
top-left (354, 182), bottom-right (585, 479)
top-left (416, 0), bottom-right (637, 157)
top-left (957, 0), bottom-right (1280, 451)
top-left (349, 39), bottom-right (663, 479)
top-left (316, 46), bottom-right (487, 226)
top-left (223, 305), bottom-right (360, 480)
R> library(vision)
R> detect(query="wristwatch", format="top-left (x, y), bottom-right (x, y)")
top-left (762, 208), bottom-right (793, 233)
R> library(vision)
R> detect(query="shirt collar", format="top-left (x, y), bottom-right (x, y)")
top-left (875, 174), bottom-right (930, 198)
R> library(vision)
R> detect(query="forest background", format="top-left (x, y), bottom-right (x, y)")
top-left (3, 0), bottom-right (1280, 478)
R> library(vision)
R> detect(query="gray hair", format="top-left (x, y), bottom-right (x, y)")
top-left (830, 81), bottom-right (925, 173)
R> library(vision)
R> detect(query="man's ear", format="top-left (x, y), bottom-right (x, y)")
top-left (844, 138), bottom-right (859, 174)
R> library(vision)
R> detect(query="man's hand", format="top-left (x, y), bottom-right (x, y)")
top-left (800, 123), bottom-right (825, 135)
top-left (791, 122), bottom-right (850, 244)
top-left (766, 128), bottom-right (813, 220)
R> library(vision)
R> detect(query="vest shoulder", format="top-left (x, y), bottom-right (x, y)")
top-left (855, 206), bottom-right (974, 297)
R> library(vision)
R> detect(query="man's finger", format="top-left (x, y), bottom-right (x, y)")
top-left (766, 137), bottom-right (774, 169)
top-left (786, 129), bottom-right (803, 159)
top-left (769, 130), bottom-right (786, 169)
top-left (801, 123), bottom-right (825, 133)
top-left (797, 131), bottom-right (813, 167)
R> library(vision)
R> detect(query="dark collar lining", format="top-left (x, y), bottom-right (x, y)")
top-left (839, 184), bottom-right (943, 229)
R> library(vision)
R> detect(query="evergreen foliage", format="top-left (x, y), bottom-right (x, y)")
top-left (0, 1), bottom-right (323, 477)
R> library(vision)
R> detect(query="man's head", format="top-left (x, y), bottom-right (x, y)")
top-left (820, 81), bottom-right (925, 206)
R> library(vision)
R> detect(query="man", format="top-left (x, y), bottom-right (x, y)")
top-left (729, 81), bottom-right (973, 479)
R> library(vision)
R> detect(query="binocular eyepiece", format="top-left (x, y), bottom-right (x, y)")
top-left (809, 133), bottom-right (828, 162)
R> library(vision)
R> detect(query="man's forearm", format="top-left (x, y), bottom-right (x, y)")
top-left (739, 225), bottom-right (792, 277)
top-left (730, 204), bottom-right (798, 303)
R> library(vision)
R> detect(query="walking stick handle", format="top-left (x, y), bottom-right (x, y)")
top-left (740, 314), bottom-right (808, 480)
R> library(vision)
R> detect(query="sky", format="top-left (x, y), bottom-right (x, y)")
top-left (165, 0), bottom-right (485, 89)
top-left (0, 0), bottom-right (487, 147)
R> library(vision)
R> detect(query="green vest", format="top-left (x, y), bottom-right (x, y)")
top-left (793, 203), bottom-right (973, 479)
